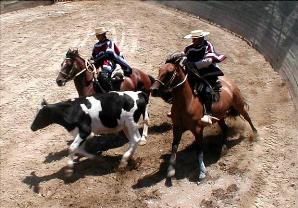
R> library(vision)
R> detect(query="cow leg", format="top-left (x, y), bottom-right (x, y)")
top-left (120, 124), bottom-right (141, 167)
top-left (140, 104), bottom-right (149, 146)
top-left (67, 133), bottom-right (95, 174)
top-left (165, 127), bottom-right (182, 187)
top-left (76, 139), bottom-right (97, 159)
top-left (195, 130), bottom-right (206, 181)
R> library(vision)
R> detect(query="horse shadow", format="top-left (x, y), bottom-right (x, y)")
top-left (43, 122), bottom-right (172, 164)
top-left (132, 130), bottom-right (244, 189)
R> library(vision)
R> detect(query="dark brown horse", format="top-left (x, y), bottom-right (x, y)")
top-left (150, 54), bottom-right (258, 186)
top-left (56, 48), bottom-right (155, 97)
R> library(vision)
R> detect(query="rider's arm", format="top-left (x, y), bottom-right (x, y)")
top-left (113, 43), bottom-right (121, 56)
top-left (194, 58), bottom-right (213, 69)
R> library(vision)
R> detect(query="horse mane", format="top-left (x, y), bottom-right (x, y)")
top-left (165, 52), bottom-right (185, 64)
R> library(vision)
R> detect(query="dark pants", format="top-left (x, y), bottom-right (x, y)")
top-left (203, 84), bottom-right (213, 115)
top-left (97, 70), bottom-right (112, 91)
top-left (202, 76), bottom-right (218, 115)
top-left (94, 51), bottom-right (132, 76)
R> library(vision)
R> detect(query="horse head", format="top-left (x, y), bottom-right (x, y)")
top-left (151, 52), bottom-right (186, 102)
top-left (56, 48), bottom-right (81, 86)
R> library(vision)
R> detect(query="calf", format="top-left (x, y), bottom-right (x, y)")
top-left (31, 91), bottom-right (149, 172)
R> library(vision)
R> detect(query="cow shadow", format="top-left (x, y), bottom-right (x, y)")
top-left (43, 122), bottom-right (172, 163)
top-left (132, 132), bottom-right (244, 189)
top-left (43, 134), bottom-right (128, 164)
top-left (23, 154), bottom-right (123, 193)
top-left (148, 121), bottom-right (172, 134)
top-left (24, 122), bottom-right (174, 193)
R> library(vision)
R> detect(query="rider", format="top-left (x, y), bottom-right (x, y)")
top-left (90, 27), bottom-right (132, 91)
top-left (184, 30), bottom-right (225, 125)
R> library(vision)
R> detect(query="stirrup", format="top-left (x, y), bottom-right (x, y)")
top-left (201, 115), bottom-right (219, 125)
top-left (201, 115), bottom-right (212, 125)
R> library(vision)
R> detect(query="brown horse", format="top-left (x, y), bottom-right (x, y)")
top-left (150, 54), bottom-right (258, 186)
top-left (56, 48), bottom-right (155, 97)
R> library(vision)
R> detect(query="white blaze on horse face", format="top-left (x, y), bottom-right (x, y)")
top-left (61, 59), bottom-right (67, 69)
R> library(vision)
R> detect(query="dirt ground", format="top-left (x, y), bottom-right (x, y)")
top-left (0, 1), bottom-right (297, 207)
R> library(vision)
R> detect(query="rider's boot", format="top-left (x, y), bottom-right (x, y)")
top-left (201, 86), bottom-right (215, 125)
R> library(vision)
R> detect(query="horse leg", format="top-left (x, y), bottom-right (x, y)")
top-left (195, 130), bottom-right (206, 181)
top-left (218, 119), bottom-right (229, 152)
top-left (165, 127), bottom-right (182, 187)
top-left (140, 104), bottom-right (149, 146)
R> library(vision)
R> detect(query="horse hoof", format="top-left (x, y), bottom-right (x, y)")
top-left (221, 144), bottom-right (228, 156)
top-left (165, 178), bottom-right (173, 187)
top-left (254, 131), bottom-right (259, 141)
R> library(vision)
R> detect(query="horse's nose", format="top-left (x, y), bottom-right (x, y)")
top-left (151, 88), bottom-right (160, 97)
top-left (56, 79), bottom-right (65, 87)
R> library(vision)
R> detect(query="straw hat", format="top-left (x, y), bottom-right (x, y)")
top-left (184, 30), bottom-right (210, 39)
top-left (92, 27), bottom-right (109, 35)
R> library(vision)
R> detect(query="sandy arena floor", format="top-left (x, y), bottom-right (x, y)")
top-left (0, 1), bottom-right (297, 207)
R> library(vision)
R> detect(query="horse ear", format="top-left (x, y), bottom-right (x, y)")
top-left (73, 48), bottom-right (78, 55)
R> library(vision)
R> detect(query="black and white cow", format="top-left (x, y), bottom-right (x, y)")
top-left (31, 91), bottom-right (149, 172)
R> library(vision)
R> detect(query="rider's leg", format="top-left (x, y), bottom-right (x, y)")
top-left (105, 50), bottom-right (132, 76)
top-left (201, 85), bottom-right (213, 125)
top-left (98, 65), bottom-right (112, 91)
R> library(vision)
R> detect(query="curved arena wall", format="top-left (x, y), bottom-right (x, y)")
top-left (159, 1), bottom-right (298, 109)
top-left (0, 1), bottom-right (53, 14)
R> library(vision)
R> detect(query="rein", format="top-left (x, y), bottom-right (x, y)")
top-left (155, 67), bottom-right (189, 91)
top-left (60, 57), bottom-right (97, 81)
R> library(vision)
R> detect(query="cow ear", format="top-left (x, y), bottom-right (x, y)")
top-left (41, 99), bottom-right (48, 106)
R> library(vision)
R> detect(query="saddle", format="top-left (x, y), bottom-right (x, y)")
top-left (194, 80), bottom-right (222, 103)
top-left (111, 67), bottom-right (125, 81)
top-left (94, 67), bottom-right (125, 93)
top-left (186, 62), bottom-right (223, 103)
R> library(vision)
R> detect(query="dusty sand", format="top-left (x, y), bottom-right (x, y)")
top-left (0, 1), bottom-right (297, 207)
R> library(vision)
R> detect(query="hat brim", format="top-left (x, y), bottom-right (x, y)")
top-left (184, 31), bottom-right (210, 39)
top-left (90, 30), bottom-right (109, 36)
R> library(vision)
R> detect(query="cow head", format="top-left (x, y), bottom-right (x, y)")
top-left (31, 99), bottom-right (52, 131)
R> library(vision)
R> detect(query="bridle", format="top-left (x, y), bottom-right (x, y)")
top-left (59, 57), bottom-right (97, 81)
top-left (155, 57), bottom-right (188, 91)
